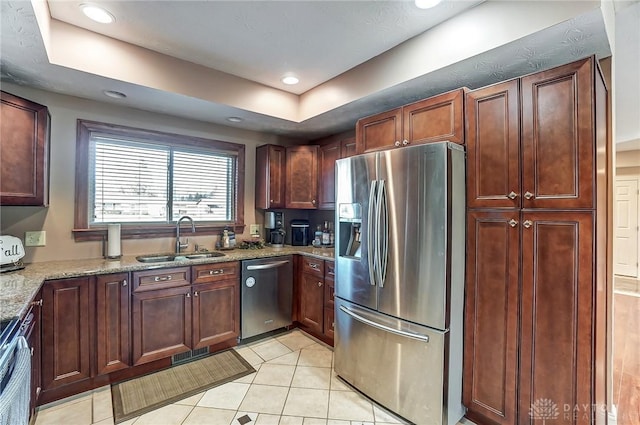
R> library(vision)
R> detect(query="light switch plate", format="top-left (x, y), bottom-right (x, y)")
top-left (25, 231), bottom-right (46, 247)
top-left (249, 224), bottom-right (261, 235)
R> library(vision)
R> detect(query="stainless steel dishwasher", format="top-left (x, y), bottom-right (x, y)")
top-left (241, 256), bottom-right (293, 339)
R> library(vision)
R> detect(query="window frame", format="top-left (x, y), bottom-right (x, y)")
top-left (74, 119), bottom-right (245, 241)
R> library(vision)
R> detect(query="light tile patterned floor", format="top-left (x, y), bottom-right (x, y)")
top-left (34, 330), bottom-right (415, 425)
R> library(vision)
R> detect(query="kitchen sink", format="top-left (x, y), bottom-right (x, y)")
top-left (135, 252), bottom-right (225, 263)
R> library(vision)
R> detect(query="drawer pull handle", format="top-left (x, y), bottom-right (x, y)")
top-left (30, 299), bottom-right (43, 307)
top-left (154, 275), bottom-right (173, 282)
top-left (309, 263), bottom-right (319, 269)
top-left (209, 269), bottom-right (224, 275)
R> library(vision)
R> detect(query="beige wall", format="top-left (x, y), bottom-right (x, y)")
top-left (0, 83), bottom-right (297, 263)
top-left (616, 149), bottom-right (640, 169)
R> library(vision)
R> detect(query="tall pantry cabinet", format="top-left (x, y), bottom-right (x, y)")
top-left (463, 56), bottom-right (608, 425)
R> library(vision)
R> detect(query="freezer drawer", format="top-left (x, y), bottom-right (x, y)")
top-left (334, 298), bottom-right (463, 425)
top-left (241, 256), bottom-right (293, 339)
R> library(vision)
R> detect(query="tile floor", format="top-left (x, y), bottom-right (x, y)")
top-left (34, 330), bottom-right (423, 425)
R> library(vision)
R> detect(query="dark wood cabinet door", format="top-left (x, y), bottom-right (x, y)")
top-left (27, 294), bottom-right (42, 416)
top-left (132, 286), bottom-right (192, 365)
top-left (41, 277), bottom-right (92, 390)
top-left (318, 141), bottom-right (341, 210)
top-left (0, 91), bottom-right (50, 206)
top-left (323, 307), bottom-right (335, 341)
top-left (466, 80), bottom-right (520, 209)
top-left (340, 137), bottom-right (357, 158)
top-left (356, 108), bottom-right (402, 154)
top-left (95, 273), bottom-right (130, 375)
top-left (463, 211), bottom-right (519, 425)
top-left (403, 88), bottom-right (466, 146)
top-left (192, 280), bottom-right (239, 349)
top-left (521, 57), bottom-right (594, 209)
top-left (519, 211), bottom-right (594, 425)
top-left (285, 145), bottom-right (319, 209)
top-left (299, 272), bottom-right (324, 334)
top-left (255, 144), bottom-right (285, 209)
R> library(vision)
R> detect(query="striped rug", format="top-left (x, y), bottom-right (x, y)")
top-left (112, 349), bottom-right (255, 423)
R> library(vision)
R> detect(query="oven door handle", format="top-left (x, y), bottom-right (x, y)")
top-left (246, 260), bottom-right (290, 270)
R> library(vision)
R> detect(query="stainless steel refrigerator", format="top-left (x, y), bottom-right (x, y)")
top-left (334, 141), bottom-right (465, 425)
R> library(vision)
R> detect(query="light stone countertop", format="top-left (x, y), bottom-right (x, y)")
top-left (0, 245), bottom-right (335, 323)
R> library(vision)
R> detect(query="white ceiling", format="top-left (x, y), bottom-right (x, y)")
top-left (0, 0), bottom-right (630, 140)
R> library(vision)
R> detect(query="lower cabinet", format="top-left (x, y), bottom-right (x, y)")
top-left (464, 210), bottom-right (600, 425)
top-left (296, 256), bottom-right (335, 345)
top-left (41, 277), bottom-right (93, 391)
top-left (131, 286), bottom-right (192, 366)
top-left (132, 262), bottom-right (240, 366)
top-left (96, 273), bottom-right (130, 375)
top-left (38, 262), bottom-right (240, 405)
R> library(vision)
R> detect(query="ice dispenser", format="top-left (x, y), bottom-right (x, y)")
top-left (337, 203), bottom-right (362, 258)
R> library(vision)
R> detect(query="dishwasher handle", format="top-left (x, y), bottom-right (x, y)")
top-left (246, 259), bottom-right (290, 270)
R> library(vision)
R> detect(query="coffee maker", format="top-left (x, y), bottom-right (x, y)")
top-left (265, 211), bottom-right (285, 247)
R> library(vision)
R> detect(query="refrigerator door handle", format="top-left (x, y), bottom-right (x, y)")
top-left (367, 180), bottom-right (378, 286)
top-left (339, 305), bottom-right (430, 343)
top-left (377, 180), bottom-right (388, 287)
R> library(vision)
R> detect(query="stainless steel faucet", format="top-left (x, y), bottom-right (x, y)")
top-left (176, 216), bottom-right (195, 253)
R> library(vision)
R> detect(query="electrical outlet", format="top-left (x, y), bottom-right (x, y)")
top-left (250, 224), bottom-right (261, 235)
top-left (25, 231), bottom-right (46, 247)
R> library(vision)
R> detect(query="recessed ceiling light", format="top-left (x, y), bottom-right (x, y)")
top-left (81, 4), bottom-right (115, 24)
top-left (227, 117), bottom-right (243, 123)
top-left (281, 75), bottom-right (299, 85)
top-left (415, 0), bottom-right (442, 9)
top-left (103, 90), bottom-right (126, 99)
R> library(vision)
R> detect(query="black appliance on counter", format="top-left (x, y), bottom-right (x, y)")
top-left (291, 220), bottom-right (310, 246)
top-left (265, 211), bottom-right (285, 247)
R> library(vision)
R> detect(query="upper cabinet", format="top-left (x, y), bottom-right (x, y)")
top-left (318, 141), bottom-right (341, 210)
top-left (0, 91), bottom-right (50, 206)
top-left (467, 58), bottom-right (600, 210)
top-left (255, 144), bottom-right (285, 209)
top-left (286, 145), bottom-right (319, 209)
top-left (356, 88), bottom-right (466, 154)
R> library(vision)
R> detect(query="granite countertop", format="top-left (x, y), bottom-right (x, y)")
top-left (0, 245), bottom-right (335, 323)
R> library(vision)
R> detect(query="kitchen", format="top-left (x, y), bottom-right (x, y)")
top-left (1, 1), bottom-right (639, 425)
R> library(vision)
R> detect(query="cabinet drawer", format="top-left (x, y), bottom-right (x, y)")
top-left (325, 261), bottom-right (335, 280)
top-left (132, 267), bottom-right (190, 292)
top-left (192, 262), bottom-right (239, 284)
top-left (301, 257), bottom-right (324, 277)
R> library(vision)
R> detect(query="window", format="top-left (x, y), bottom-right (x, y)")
top-left (74, 120), bottom-right (245, 241)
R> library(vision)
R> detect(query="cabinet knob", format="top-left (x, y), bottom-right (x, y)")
top-left (194, 291), bottom-right (199, 297)
top-left (270, 199), bottom-right (274, 203)
top-left (523, 220), bottom-right (533, 229)
top-left (312, 199), bottom-right (316, 204)
top-left (122, 279), bottom-right (128, 287)
top-left (186, 292), bottom-right (191, 298)
top-left (318, 281), bottom-right (323, 287)
top-left (402, 139), bottom-right (409, 146)
top-left (394, 141), bottom-right (401, 147)
top-left (524, 191), bottom-right (534, 200)
top-left (508, 219), bottom-right (518, 228)
top-left (507, 191), bottom-right (518, 200)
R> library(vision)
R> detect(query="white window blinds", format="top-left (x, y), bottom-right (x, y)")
top-left (89, 135), bottom-right (236, 225)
